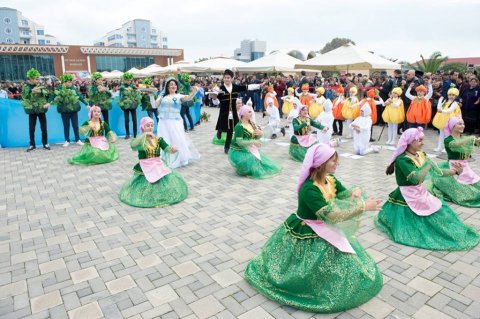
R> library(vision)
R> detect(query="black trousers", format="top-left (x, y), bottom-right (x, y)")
top-left (180, 104), bottom-right (194, 130)
top-left (29, 113), bottom-right (48, 146)
top-left (147, 109), bottom-right (159, 124)
top-left (101, 110), bottom-right (109, 125)
top-left (224, 120), bottom-right (235, 150)
top-left (61, 112), bottom-right (80, 142)
top-left (123, 109), bottom-right (137, 137)
top-left (333, 120), bottom-right (343, 135)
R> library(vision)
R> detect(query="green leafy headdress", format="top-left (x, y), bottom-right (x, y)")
top-left (91, 72), bottom-right (102, 81)
top-left (122, 72), bottom-right (134, 80)
top-left (26, 68), bottom-right (41, 80)
top-left (60, 74), bottom-right (74, 83)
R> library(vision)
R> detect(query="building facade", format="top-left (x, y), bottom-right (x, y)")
top-left (0, 7), bottom-right (58, 45)
top-left (94, 19), bottom-right (167, 49)
top-left (234, 39), bottom-right (266, 62)
top-left (0, 44), bottom-right (184, 81)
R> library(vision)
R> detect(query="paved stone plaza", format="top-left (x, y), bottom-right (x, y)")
top-left (1, 107), bottom-right (479, 319)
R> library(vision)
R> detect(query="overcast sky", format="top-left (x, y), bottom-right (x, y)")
top-left (4, 0), bottom-right (479, 62)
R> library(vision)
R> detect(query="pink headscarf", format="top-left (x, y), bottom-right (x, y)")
top-left (297, 142), bottom-right (336, 192)
top-left (140, 116), bottom-right (154, 133)
top-left (88, 105), bottom-right (101, 119)
top-left (390, 127), bottom-right (424, 164)
top-left (444, 116), bottom-right (462, 137)
top-left (238, 104), bottom-right (252, 118)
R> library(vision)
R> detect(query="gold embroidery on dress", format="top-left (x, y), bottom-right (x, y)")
top-left (313, 175), bottom-right (337, 201)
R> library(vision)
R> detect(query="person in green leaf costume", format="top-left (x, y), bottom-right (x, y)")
top-left (49, 74), bottom-right (88, 147)
top-left (140, 78), bottom-right (159, 124)
top-left (119, 72), bottom-right (141, 139)
top-left (177, 70), bottom-right (195, 131)
top-left (68, 105), bottom-right (119, 165)
top-left (88, 72), bottom-right (112, 124)
top-left (245, 142), bottom-right (383, 313)
top-left (21, 68), bottom-right (51, 151)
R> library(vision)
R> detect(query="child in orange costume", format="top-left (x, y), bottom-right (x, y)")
top-left (263, 85), bottom-right (279, 110)
top-left (405, 81), bottom-right (433, 128)
top-left (295, 84), bottom-right (315, 109)
top-left (332, 86), bottom-right (345, 136)
top-left (341, 86), bottom-right (360, 138)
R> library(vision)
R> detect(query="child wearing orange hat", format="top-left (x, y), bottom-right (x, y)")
top-left (332, 86), bottom-right (345, 136)
top-left (295, 84), bottom-right (315, 109)
top-left (263, 85), bottom-right (279, 110)
top-left (405, 80), bottom-right (433, 128)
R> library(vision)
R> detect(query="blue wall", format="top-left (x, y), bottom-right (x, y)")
top-left (0, 8), bottom-right (20, 44)
top-left (0, 98), bottom-right (202, 148)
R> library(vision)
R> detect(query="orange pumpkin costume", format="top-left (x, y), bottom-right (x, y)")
top-left (406, 85), bottom-right (432, 124)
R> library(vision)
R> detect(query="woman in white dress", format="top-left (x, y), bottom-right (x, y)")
top-left (150, 77), bottom-right (200, 168)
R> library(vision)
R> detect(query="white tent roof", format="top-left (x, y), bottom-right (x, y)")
top-left (126, 67), bottom-right (144, 76)
top-left (143, 61), bottom-right (203, 75)
top-left (189, 57), bottom-right (247, 72)
top-left (101, 70), bottom-right (124, 79)
top-left (295, 44), bottom-right (401, 71)
top-left (237, 51), bottom-right (306, 72)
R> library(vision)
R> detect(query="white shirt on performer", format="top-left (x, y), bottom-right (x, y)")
top-left (315, 99), bottom-right (334, 144)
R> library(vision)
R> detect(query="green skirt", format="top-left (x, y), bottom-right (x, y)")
top-left (376, 199), bottom-right (479, 250)
top-left (212, 132), bottom-right (227, 145)
top-left (245, 223), bottom-right (383, 313)
top-left (428, 162), bottom-right (480, 208)
top-left (289, 143), bottom-right (310, 162)
top-left (119, 171), bottom-right (188, 208)
top-left (68, 143), bottom-right (118, 165)
top-left (228, 147), bottom-right (282, 179)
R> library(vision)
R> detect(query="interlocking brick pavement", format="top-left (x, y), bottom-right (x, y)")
top-left (0, 107), bottom-right (479, 318)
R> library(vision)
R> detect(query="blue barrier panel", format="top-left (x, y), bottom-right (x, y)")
top-left (0, 98), bottom-right (201, 148)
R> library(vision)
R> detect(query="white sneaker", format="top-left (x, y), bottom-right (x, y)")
top-left (441, 149), bottom-right (446, 153)
top-left (373, 146), bottom-right (381, 153)
top-left (434, 147), bottom-right (440, 152)
top-left (76, 140), bottom-right (84, 146)
top-left (63, 141), bottom-right (70, 147)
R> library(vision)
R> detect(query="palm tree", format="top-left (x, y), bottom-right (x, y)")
top-left (415, 51), bottom-right (448, 73)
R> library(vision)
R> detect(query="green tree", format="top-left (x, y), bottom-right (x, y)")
top-left (415, 51), bottom-right (448, 73)
top-left (195, 57), bottom-right (210, 63)
top-left (320, 38), bottom-right (356, 54)
top-left (440, 63), bottom-right (467, 74)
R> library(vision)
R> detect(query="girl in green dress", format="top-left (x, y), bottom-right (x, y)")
top-left (429, 117), bottom-right (480, 207)
top-left (228, 104), bottom-right (282, 179)
top-left (376, 127), bottom-right (479, 250)
top-left (245, 142), bottom-right (383, 313)
top-left (68, 106), bottom-right (119, 165)
top-left (289, 105), bottom-right (326, 162)
top-left (119, 117), bottom-right (188, 208)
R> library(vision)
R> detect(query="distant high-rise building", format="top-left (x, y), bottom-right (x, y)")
top-left (93, 19), bottom-right (167, 49)
top-left (0, 7), bottom-right (58, 45)
top-left (234, 39), bottom-right (266, 62)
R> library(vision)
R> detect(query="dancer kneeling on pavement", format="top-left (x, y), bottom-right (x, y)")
top-left (245, 142), bottom-right (383, 313)
top-left (350, 104), bottom-right (380, 156)
top-left (429, 116), bottom-right (480, 208)
top-left (289, 105), bottom-right (326, 162)
top-left (228, 104), bottom-right (282, 179)
top-left (264, 97), bottom-right (285, 139)
top-left (119, 117), bottom-right (188, 208)
top-left (375, 127), bottom-right (479, 250)
top-left (68, 105), bottom-right (119, 165)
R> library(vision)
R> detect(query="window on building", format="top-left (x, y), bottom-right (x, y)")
top-left (38, 40), bottom-right (45, 45)
top-left (21, 20), bottom-right (28, 26)
top-left (22, 31), bottom-right (29, 36)
top-left (37, 30), bottom-right (44, 35)
top-left (152, 29), bottom-right (156, 33)
top-left (162, 37), bottom-right (167, 42)
top-left (5, 27), bottom-right (12, 34)
top-left (0, 54), bottom-right (55, 81)
top-left (163, 45), bottom-right (168, 48)
top-left (6, 38), bottom-right (14, 44)
top-left (95, 56), bottom-right (154, 72)
top-left (141, 27), bottom-right (146, 32)
top-left (4, 17), bottom-right (11, 24)
top-left (46, 40), bottom-right (50, 44)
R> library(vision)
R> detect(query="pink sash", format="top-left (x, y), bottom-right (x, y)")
top-left (450, 160), bottom-right (480, 185)
top-left (139, 157), bottom-right (171, 183)
top-left (399, 184), bottom-right (441, 216)
top-left (89, 136), bottom-right (109, 151)
top-left (303, 219), bottom-right (356, 254)
top-left (295, 134), bottom-right (317, 147)
top-left (248, 144), bottom-right (261, 160)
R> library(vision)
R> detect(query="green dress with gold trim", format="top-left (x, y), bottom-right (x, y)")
top-left (428, 135), bottom-right (480, 207)
top-left (245, 176), bottom-right (382, 313)
top-left (375, 152), bottom-right (479, 250)
top-left (289, 117), bottom-right (324, 162)
top-left (119, 134), bottom-right (188, 208)
top-left (228, 122), bottom-right (282, 179)
top-left (68, 121), bottom-right (119, 165)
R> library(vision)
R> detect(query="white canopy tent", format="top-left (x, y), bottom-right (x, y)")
top-left (101, 70), bottom-right (124, 79)
top-left (295, 44), bottom-right (401, 72)
top-left (187, 57), bottom-right (247, 73)
top-left (237, 51), bottom-right (305, 73)
top-left (126, 67), bottom-right (146, 77)
top-left (143, 61), bottom-right (204, 75)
